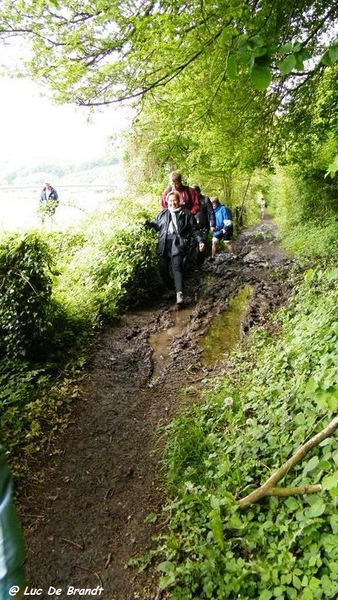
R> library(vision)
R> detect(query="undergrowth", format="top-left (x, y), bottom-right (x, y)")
top-left (0, 197), bottom-right (159, 466)
top-left (155, 266), bottom-right (338, 599)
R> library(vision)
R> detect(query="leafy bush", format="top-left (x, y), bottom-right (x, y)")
top-left (0, 232), bottom-right (54, 360)
top-left (0, 197), bottom-right (162, 465)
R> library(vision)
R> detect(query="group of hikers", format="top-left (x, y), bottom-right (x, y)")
top-left (39, 173), bottom-right (239, 311)
top-left (145, 171), bottom-right (238, 309)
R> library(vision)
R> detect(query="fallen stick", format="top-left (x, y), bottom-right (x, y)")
top-left (238, 415), bottom-right (338, 508)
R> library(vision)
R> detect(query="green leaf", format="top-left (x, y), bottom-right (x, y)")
top-left (322, 471), bottom-right (338, 491)
top-left (303, 455), bottom-right (319, 474)
top-left (157, 560), bottom-right (175, 574)
top-left (305, 377), bottom-right (318, 395)
top-left (227, 54), bottom-right (238, 79)
top-left (294, 55), bottom-right (304, 71)
top-left (285, 497), bottom-right (299, 511)
top-left (259, 590), bottom-right (273, 600)
top-left (321, 51), bottom-right (332, 66)
top-left (301, 587), bottom-right (314, 600)
top-left (279, 43), bottom-right (294, 53)
top-left (304, 499), bottom-right (326, 519)
top-left (220, 27), bottom-right (230, 47)
top-left (250, 65), bottom-right (271, 91)
top-left (329, 43), bottom-right (338, 63)
top-left (293, 574), bottom-right (302, 590)
top-left (279, 54), bottom-right (297, 76)
top-left (209, 508), bottom-right (225, 550)
top-left (326, 268), bottom-right (338, 281)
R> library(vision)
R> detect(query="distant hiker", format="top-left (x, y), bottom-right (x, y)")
top-left (160, 172), bottom-right (200, 216)
top-left (145, 190), bottom-right (205, 309)
top-left (39, 182), bottom-right (59, 222)
top-left (0, 443), bottom-right (26, 599)
top-left (192, 184), bottom-right (215, 268)
top-left (210, 197), bottom-right (238, 261)
top-left (259, 197), bottom-right (267, 219)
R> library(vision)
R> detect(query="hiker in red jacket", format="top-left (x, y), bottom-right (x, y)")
top-left (161, 172), bottom-right (200, 216)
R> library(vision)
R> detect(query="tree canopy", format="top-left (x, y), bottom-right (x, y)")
top-left (1, 1), bottom-right (337, 198)
top-left (1, 0), bottom-right (337, 107)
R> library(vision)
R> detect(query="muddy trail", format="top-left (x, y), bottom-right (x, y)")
top-left (18, 216), bottom-right (294, 600)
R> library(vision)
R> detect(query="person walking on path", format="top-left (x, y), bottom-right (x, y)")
top-left (259, 197), bottom-right (267, 219)
top-left (210, 197), bottom-right (238, 261)
top-left (0, 443), bottom-right (26, 599)
top-left (192, 184), bottom-right (215, 268)
top-left (145, 190), bottom-right (205, 308)
top-left (39, 182), bottom-right (59, 222)
top-left (161, 172), bottom-right (200, 216)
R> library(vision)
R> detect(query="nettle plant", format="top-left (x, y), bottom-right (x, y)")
top-left (0, 232), bottom-right (53, 360)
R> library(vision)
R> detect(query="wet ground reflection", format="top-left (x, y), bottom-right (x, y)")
top-left (199, 285), bottom-right (252, 364)
top-left (148, 306), bottom-right (192, 381)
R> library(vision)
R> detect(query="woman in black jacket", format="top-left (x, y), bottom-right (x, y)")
top-left (145, 191), bottom-right (205, 308)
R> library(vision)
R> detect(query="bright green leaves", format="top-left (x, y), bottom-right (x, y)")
top-left (227, 53), bottom-right (238, 80)
top-left (321, 40), bottom-right (338, 66)
top-left (227, 34), bottom-right (313, 92)
top-left (157, 560), bottom-right (177, 590)
top-left (235, 34), bottom-right (272, 91)
top-left (305, 378), bottom-right (338, 412)
top-left (251, 64), bottom-right (271, 92)
top-left (325, 154), bottom-right (338, 178)
top-left (278, 44), bottom-right (311, 76)
top-left (302, 455), bottom-right (319, 476)
top-left (304, 498), bottom-right (326, 519)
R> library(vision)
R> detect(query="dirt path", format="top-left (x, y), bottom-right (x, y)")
top-left (18, 217), bottom-right (294, 600)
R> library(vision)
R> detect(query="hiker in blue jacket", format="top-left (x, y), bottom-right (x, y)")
top-left (0, 444), bottom-right (26, 599)
top-left (39, 182), bottom-right (59, 222)
top-left (210, 197), bottom-right (238, 261)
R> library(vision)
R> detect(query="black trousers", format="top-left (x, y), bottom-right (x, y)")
top-left (159, 240), bottom-right (184, 293)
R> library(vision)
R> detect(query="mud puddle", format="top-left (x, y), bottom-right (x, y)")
top-left (200, 285), bottom-right (253, 364)
top-left (148, 306), bottom-right (193, 381)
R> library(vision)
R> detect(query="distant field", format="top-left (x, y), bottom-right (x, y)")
top-left (0, 185), bottom-right (118, 231)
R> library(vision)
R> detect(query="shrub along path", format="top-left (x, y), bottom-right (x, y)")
top-left (18, 216), bottom-right (295, 600)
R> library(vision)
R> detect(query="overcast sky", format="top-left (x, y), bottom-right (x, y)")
top-left (0, 76), bottom-right (131, 167)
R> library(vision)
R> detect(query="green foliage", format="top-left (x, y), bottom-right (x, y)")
top-left (155, 266), bottom-right (338, 598)
top-left (0, 232), bottom-right (53, 360)
top-left (2, 1), bottom-right (336, 103)
top-left (50, 198), bottom-right (160, 323)
top-left (0, 360), bottom-right (68, 461)
top-left (0, 197), bottom-right (161, 467)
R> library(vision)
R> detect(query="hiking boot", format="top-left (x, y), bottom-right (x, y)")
top-left (176, 291), bottom-right (184, 306)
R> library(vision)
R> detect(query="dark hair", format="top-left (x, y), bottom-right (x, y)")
top-left (192, 184), bottom-right (201, 193)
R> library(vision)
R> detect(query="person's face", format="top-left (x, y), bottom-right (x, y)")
top-left (171, 178), bottom-right (181, 190)
top-left (168, 194), bottom-right (180, 209)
